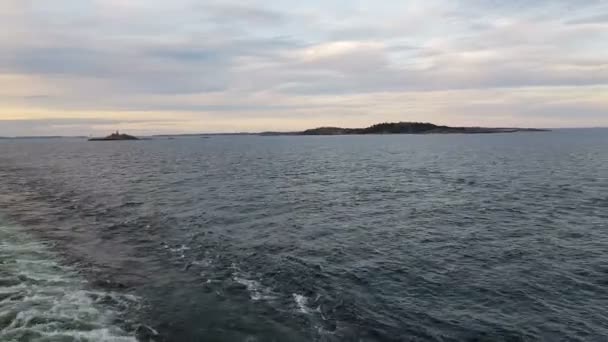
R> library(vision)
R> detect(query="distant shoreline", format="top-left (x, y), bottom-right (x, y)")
top-left (259, 122), bottom-right (550, 136)
top-left (16, 123), bottom-right (608, 140)
top-left (154, 122), bottom-right (551, 137)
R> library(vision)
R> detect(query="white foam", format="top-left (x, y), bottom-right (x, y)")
top-left (3, 327), bottom-right (137, 342)
top-left (168, 244), bottom-right (191, 259)
top-left (192, 258), bottom-right (213, 267)
top-left (293, 294), bottom-right (311, 314)
top-left (232, 274), bottom-right (276, 301)
top-left (0, 221), bottom-right (138, 341)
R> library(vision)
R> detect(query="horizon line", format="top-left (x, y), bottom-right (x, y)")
top-left (2, 126), bottom-right (608, 139)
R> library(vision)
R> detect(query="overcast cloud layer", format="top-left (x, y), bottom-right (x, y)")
top-left (1, 0), bottom-right (607, 135)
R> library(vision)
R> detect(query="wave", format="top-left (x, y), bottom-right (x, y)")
top-left (231, 263), bottom-right (276, 302)
top-left (292, 293), bottom-right (311, 314)
top-left (0, 219), bottom-right (138, 341)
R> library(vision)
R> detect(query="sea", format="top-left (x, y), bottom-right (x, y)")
top-left (0, 129), bottom-right (607, 342)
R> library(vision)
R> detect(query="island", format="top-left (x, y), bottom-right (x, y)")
top-left (88, 131), bottom-right (139, 141)
top-left (260, 122), bottom-right (549, 136)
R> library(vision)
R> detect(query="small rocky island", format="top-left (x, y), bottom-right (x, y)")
top-left (89, 131), bottom-right (139, 141)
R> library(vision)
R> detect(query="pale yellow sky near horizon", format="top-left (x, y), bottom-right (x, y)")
top-left (2, 85), bottom-right (607, 136)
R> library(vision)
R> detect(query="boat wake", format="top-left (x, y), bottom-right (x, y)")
top-left (0, 219), bottom-right (138, 341)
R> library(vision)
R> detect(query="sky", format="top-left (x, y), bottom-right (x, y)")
top-left (1, 0), bottom-right (607, 136)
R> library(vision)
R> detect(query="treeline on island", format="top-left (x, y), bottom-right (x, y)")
top-left (261, 122), bottom-right (548, 136)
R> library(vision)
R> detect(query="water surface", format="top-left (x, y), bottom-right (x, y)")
top-left (1, 130), bottom-right (607, 341)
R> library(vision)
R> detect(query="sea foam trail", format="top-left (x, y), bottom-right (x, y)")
top-left (292, 294), bottom-right (310, 314)
top-left (0, 219), bottom-right (137, 342)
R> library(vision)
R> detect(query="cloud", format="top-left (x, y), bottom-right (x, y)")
top-left (0, 118), bottom-right (180, 136)
top-left (0, 0), bottom-right (607, 134)
top-left (566, 13), bottom-right (608, 25)
top-left (201, 3), bottom-right (286, 25)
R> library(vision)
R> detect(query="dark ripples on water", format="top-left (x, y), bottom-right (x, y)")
top-left (0, 130), bottom-right (607, 341)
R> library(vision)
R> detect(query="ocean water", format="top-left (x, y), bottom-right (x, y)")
top-left (0, 129), bottom-right (607, 341)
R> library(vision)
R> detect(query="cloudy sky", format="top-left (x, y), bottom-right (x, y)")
top-left (1, 0), bottom-right (607, 135)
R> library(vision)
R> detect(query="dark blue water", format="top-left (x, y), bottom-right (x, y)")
top-left (1, 130), bottom-right (607, 341)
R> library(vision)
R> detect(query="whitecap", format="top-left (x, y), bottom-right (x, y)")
top-left (293, 293), bottom-right (311, 314)
top-left (232, 275), bottom-right (276, 301)
top-left (169, 245), bottom-right (190, 254)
